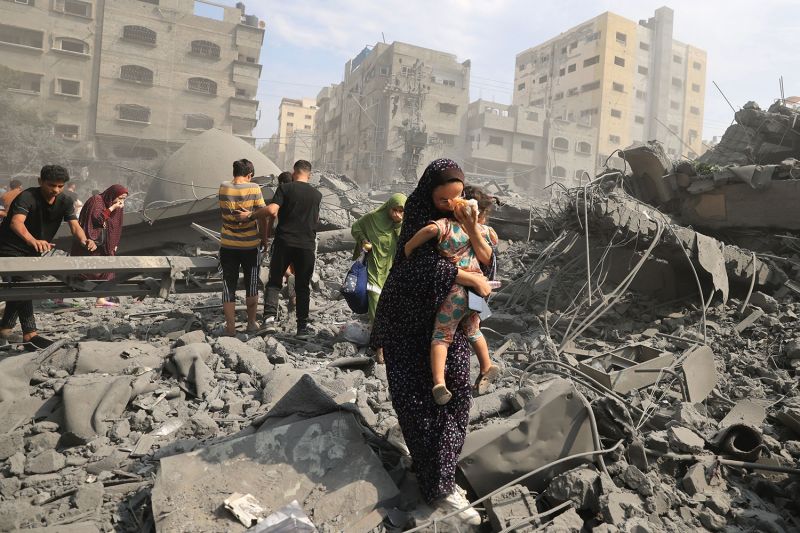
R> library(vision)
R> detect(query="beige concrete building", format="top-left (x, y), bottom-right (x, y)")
top-left (275, 97), bottom-right (316, 170)
top-left (513, 6), bottom-right (706, 188)
top-left (313, 42), bottom-right (471, 186)
top-left (463, 100), bottom-right (546, 189)
top-left (0, 0), bottom-right (264, 185)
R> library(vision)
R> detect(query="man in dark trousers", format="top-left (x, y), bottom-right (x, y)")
top-left (0, 165), bottom-right (97, 351)
top-left (237, 160), bottom-right (321, 339)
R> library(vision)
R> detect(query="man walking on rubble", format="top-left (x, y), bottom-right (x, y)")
top-left (0, 165), bottom-right (97, 351)
top-left (236, 160), bottom-right (321, 339)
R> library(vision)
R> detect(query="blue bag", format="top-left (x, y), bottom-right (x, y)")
top-left (341, 252), bottom-right (369, 314)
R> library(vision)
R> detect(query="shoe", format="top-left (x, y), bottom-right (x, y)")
top-left (29, 335), bottom-right (54, 350)
top-left (246, 322), bottom-right (261, 334)
top-left (295, 323), bottom-right (312, 340)
top-left (437, 487), bottom-right (481, 526)
top-left (256, 316), bottom-right (277, 336)
top-left (474, 365), bottom-right (502, 395)
top-left (432, 384), bottom-right (452, 405)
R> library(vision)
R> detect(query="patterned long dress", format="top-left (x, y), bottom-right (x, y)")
top-left (372, 159), bottom-right (493, 503)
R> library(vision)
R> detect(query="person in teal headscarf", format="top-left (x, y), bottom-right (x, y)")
top-left (351, 193), bottom-right (407, 322)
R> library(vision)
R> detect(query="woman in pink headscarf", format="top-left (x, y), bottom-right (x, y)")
top-left (70, 184), bottom-right (128, 307)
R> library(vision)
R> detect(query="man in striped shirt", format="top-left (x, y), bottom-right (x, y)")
top-left (218, 159), bottom-right (266, 336)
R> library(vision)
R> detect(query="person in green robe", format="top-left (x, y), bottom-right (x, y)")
top-left (351, 193), bottom-right (407, 323)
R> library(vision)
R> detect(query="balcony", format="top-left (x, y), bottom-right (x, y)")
top-left (470, 141), bottom-right (510, 163)
top-left (477, 112), bottom-right (515, 133)
top-left (516, 117), bottom-right (544, 137)
top-left (228, 97), bottom-right (259, 120)
top-left (235, 24), bottom-right (264, 52)
top-left (232, 61), bottom-right (261, 88)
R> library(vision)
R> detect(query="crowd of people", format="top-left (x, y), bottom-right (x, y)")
top-left (0, 157), bottom-right (501, 524)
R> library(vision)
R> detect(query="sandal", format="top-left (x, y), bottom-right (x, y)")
top-left (432, 384), bottom-right (452, 405)
top-left (474, 365), bottom-right (501, 395)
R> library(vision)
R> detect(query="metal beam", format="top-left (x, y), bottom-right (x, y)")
top-left (0, 255), bottom-right (223, 301)
top-left (0, 256), bottom-right (219, 277)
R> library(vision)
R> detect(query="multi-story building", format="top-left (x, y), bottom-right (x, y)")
top-left (513, 6), bottom-right (706, 187)
top-left (275, 97), bottom-right (316, 170)
top-left (313, 41), bottom-right (471, 186)
top-left (0, 0), bottom-right (264, 184)
top-left (463, 100), bottom-right (546, 189)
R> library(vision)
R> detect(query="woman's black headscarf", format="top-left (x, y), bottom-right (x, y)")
top-left (371, 158), bottom-right (465, 346)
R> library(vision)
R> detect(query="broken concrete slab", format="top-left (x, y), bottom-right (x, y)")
top-left (151, 411), bottom-right (399, 532)
top-left (667, 426), bottom-right (706, 454)
top-left (61, 374), bottom-right (136, 445)
top-left (168, 343), bottom-right (215, 398)
top-left (459, 379), bottom-right (595, 497)
top-left (72, 341), bottom-right (169, 375)
top-left (214, 337), bottom-right (272, 382)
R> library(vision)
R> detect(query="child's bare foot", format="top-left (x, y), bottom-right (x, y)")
top-left (474, 365), bottom-right (501, 395)
top-left (432, 384), bottom-right (452, 405)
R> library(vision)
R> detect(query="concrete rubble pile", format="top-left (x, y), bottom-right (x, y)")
top-left (2, 105), bottom-right (800, 531)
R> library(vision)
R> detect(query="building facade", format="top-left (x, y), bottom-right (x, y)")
top-left (275, 97), bottom-right (316, 170)
top-left (513, 6), bottom-right (706, 188)
top-left (313, 41), bottom-right (471, 187)
top-left (0, 0), bottom-right (264, 185)
top-left (463, 99), bottom-right (547, 189)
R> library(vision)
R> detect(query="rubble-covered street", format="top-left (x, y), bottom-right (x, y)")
top-left (1, 98), bottom-right (800, 533)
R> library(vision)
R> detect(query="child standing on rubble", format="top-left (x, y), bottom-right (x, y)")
top-left (403, 185), bottom-right (501, 405)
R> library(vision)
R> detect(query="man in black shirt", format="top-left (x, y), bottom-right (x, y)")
top-left (0, 165), bottom-right (97, 351)
top-left (238, 160), bottom-right (321, 339)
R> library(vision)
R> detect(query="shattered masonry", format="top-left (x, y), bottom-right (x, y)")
top-left (0, 100), bottom-right (800, 532)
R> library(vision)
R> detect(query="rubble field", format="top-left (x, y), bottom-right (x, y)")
top-left (1, 100), bottom-right (800, 532)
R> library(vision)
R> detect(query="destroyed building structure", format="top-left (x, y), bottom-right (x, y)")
top-left (312, 41), bottom-right (471, 187)
top-left (0, 0), bottom-right (264, 185)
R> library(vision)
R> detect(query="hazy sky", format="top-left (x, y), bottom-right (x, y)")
top-left (226, 0), bottom-right (799, 147)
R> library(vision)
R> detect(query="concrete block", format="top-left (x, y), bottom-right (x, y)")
top-left (265, 337), bottom-right (289, 364)
top-left (0, 477), bottom-right (20, 498)
top-left (486, 484), bottom-right (537, 532)
top-left (749, 292), bottom-right (778, 313)
top-left (175, 330), bottom-right (206, 346)
top-left (72, 482), bottom-right (105, 511)
top-left (682, 463), bottom-right (708, 496)
top-left (699, 508), bottom-right (726, 531)
top-left (215, 337), bottom-right (272, 381)
top-left (25, 449), bottom-right (66, 474)
top-left (545, 466), bottom-right (600, 511)
top-left (543, 507), bottom-right (583, 532)
top-left (0, 432), bottom-right (23, 461)
top-left (25, 431), bottom-right (60, 455)
top-left (667, 426), bottom-right (705, 454)
top-left (600, 492), bottom-right (645, 525)
top-left (469, 387), bottom-right (515, 423)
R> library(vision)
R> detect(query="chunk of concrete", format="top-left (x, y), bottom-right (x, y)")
top-left (151, 412), bottom-right (399, 532)
top-left (25, 449), bottom-right (66, 474)
top-left (749, 292), bottom-right (778, 313)
top-left (543, 507), bottom-right (583, 532)
top-left (25, 431), bottom-right (60, 455)
top-left (682, 463), bottom-right (709, 496)
top-left (215, 337), bottom-right (272, 381)
top-left (600, 492), bottom-right (646, 525)
top-left (545, 466), bottom-right (600, 511)
top-left (175, 330), bottom-right (206, 347)
top-left (668, 426), bottom-right (706, 454)
top-left (0, 432), bottom-right (23, 461)
top-left (169, 343), bottom-right (215, 398)
top-left (72, 482), bottom-right (104, 511)
top-left (486, 485), bottom-right (538, 532)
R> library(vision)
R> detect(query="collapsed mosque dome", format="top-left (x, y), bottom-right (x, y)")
top-left (144, 129), bottom-right (281, 205)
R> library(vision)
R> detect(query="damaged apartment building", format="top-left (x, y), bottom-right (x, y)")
top-left (0, 0), bottom-right (263, 184)
top-left (310, 6), bottom-right (707, 195)
top-left (312, 41), bottom-right (471, 187)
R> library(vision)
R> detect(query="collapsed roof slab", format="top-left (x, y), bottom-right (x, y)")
top-left (680, 180), bottom-right (800, 231)
top-left (151, 411), bottom-right (400, 532)
top-left (589, 194), bottom-right (786, 289)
